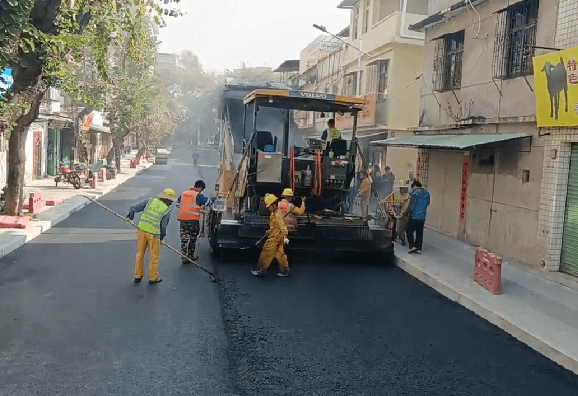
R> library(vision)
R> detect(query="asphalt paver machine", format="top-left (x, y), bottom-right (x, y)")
top-left (209, 88), bottom-right (393, 258)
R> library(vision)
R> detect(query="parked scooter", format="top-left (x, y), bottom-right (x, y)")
top-left (54, 162), bottom-right (84, 189)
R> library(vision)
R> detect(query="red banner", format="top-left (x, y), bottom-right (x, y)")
top-left (459, 156), bottom-right (470, 224)
top-left (81, 112), bottom-right (94, 132)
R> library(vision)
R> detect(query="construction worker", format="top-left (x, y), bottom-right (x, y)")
top-left (251, 194), bottom-right (291, 277)
top-left (391, 181), bottom-right (411, 246)
top-left (278, 188), bottom-right (306, 233)
top-left (128, 188), bottom-right (176, 284)
top-left (321, 118), bottom-right (341, 146)
top-left (356, 170), bottom-right (372, 217)
top-left (177, 180), bottom-right (214, 263)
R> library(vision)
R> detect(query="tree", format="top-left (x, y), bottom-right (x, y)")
top-left (0, 0), bottom-right (181, 215)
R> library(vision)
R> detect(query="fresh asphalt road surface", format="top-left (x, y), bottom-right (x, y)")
top-left (1, 147), bottom-right (578, 395)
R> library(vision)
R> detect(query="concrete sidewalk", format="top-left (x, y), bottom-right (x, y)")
top-left (395, 229), bottom-right (578, 375)
top-left (0, 155), bottom-right (152, 259)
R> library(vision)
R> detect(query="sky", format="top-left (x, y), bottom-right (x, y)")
top-left (156, 0), bottom-right (351, 73)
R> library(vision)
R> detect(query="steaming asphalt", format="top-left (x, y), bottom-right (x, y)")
top-left (1, 147), bottom-right (577, 395)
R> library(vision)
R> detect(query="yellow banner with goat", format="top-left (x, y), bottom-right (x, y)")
top-left (534, 47), bottom-right (578, 127)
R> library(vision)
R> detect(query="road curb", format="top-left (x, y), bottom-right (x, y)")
top-left (0, 163), bottom-right (152, 260)
top-left (395, 256), bottom-right (578, 376)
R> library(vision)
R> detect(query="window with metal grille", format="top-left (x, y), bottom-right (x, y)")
top-left (433, 31), bottom-right (465, 91)
top-left (493, 0), bottom-right (539, 79)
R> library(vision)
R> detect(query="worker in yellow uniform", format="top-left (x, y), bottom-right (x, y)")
top-left (356, 171), bottom-right (372, 217)
top-left (251, 194), bottom-right (291, 277)
top-left (127, 188), bottom-right (176, 284)
top-left (278, 188), bottom-right (306, 233)
top-left (321, 118), bottom-right (341, 147)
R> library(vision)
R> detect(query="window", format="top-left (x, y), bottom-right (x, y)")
top-left (345, 71), bottom-right (362, 96)
top-left (433, 31), bottom-right (465, 91)
top-left (366, 59), bottom-right (389, 98)
top-left (406, 0), bottom-right (428, 15)
top-left (377, 59), bottom-right (389, 97)
top-left (367, 64), bottom-right (378, 94)
top-left (352, 6), bottom-right (359, 40)
top-left (373, 0), bottom-right (400, 24)
top-left (363, 1), bottom-right (371, 34)
top-left (493, 0), bottom-right (539, 79)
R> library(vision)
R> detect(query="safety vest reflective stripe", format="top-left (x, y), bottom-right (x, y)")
top-left (278, 201), bottom-right (298, 232)
top-left (138, 198), bottom-right (170, 235)
top-left (178, 190), bottom-right (201, 221)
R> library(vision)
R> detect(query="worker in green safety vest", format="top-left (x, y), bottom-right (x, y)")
top-left (127, 188), bottom-right (176, 284)
top-left (321, 118), bottom-right (342, 148)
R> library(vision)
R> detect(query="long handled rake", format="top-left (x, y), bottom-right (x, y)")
top-left (83, 195), bottom-right (218, 283)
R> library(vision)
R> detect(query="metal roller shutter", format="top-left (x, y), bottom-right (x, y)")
top-left (562, 145), bottom-right (578, 275)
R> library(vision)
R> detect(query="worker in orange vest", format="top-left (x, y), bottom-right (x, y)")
top-left (177, 180), bottom-right (214, 263)
top-left (278, 188), bottom-right (306, 233)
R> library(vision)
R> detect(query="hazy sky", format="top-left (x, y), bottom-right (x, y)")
top-left (157, 0), bottom-right (351, 72)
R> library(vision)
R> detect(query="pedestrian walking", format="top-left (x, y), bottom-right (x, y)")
top-left (407, 180), bottom-right (430, 254)
top-left (251, 194), bottom-right (291, 277)
top-left (192, 149), bottom-right (200, 166)
top-left (356, 171), bottom-right (372, 217)
top-left (177, 180), bottom-right (214, 263)
top-left (278, 188), bottom-right (306, 233)
top-left (128, 188), bottom-right (176, 284)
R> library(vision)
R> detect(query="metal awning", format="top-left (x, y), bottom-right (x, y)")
top-left (370, 133), bottom-right (530, 149)
top-left (337, 0), bottom-right (359, 9)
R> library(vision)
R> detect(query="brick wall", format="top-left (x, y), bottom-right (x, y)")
top-left (555, 0), bottom-right (578, 49)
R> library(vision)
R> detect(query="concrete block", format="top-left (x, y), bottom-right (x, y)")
top-left (474, 248), bottom-right (502, 295)
top-left (0, 215), bottom-right (30, 229)
top-left (28, 190), bottom-right (44, 214)
top-left (90, 174), bottom-right (98, 189)
top-left (44, 197), bottom-right (64, 206)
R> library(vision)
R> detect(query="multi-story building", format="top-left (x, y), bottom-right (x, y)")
top-left (390, 0), bottom-right (563, 272)
top-left (294, 30), bottom-right (349, 134)
top-left (338, 0), bottom-right (428, 182)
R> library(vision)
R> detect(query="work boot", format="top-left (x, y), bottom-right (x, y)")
top-left (251, 269), bottom-right (263, 277)
top-left (149, 278), bottom-right (163, 284)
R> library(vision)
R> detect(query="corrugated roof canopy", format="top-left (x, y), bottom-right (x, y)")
top-left (370, 133), bottom-right (530, 149)
top-left (337, 0), bottom-right (359, 9)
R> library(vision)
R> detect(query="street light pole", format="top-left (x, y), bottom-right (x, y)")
top-left (313, 24), bottom-right (370, 97)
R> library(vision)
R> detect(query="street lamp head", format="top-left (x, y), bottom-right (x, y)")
top-left (313, 24), bottom-right (327, 33)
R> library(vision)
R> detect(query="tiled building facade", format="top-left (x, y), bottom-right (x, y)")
top-left (538, 2), bottom-right (578, 272)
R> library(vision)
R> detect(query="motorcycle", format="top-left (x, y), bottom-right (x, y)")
top-left (55, 162), bottom-right (84, 189)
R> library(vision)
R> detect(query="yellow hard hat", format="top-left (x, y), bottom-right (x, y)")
top-left (157, 188), bottom-right (177, 201)
top-left (265, 193), bottom-right (278, 208)
top-left (281, 188), bottom-right (294, 197)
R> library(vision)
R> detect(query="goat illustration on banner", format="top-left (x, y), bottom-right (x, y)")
top-left (534, 47), bottom-right (578, 127)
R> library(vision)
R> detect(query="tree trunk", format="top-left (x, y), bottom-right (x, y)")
top-left (5, 91), bottom-right (45, 215)
top-left (2, 0), bottom-right (62, 216)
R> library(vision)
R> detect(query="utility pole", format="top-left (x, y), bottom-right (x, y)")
top-left (313, 24), bottom-right (370, 97)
